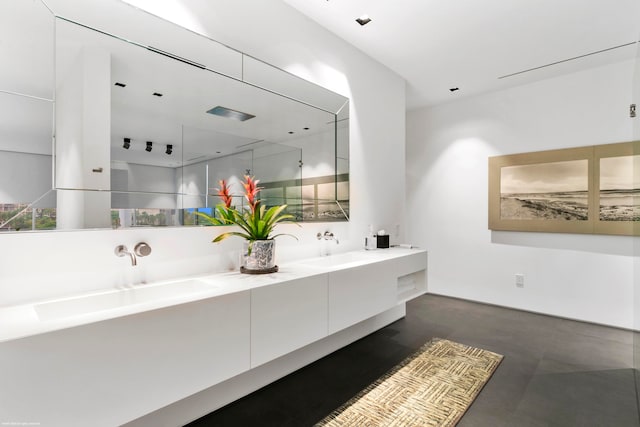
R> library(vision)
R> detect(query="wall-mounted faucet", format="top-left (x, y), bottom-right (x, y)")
top-left (317, 231), bottom-right (339, 244)
top-left (115, 242), bottom-right (152, 266)
top-left (115, 245), bottom-right (136, 266)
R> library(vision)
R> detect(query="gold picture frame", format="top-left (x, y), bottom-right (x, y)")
top-left (488, 141), bottom-right (639, 236)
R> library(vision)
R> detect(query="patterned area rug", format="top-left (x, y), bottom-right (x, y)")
top-left (315, 338), bottom-right (503, 427)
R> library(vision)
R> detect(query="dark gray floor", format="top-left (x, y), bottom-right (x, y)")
top-left (187, 294), bottom-right (640, 426)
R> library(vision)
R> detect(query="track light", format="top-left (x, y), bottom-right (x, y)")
top-left (165, 144), bottom-right (173, 155)
top-left (123, 137), bottom-right (131, 149)
top-left (145, 141), bottom-right (152, 152)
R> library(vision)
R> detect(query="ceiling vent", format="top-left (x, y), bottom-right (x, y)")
top-left (206, 106), bottom-right (256, 122)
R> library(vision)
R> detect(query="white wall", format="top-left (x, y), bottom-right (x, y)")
top-left (0, 0), bottom-right (405, 306)
top-left (407, 59), bottom-right (637, 328)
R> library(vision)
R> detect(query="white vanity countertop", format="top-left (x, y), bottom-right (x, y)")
top-left (0, 247), bottom-right (426, 343)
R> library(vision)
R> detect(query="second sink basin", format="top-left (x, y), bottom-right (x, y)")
top-left (296, 251), bottom-right (375, 268)
top-left (35, 279), bottom-right (219, 321)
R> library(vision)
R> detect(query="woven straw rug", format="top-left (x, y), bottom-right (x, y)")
top-left (315, 338), bottom-right (503, 427)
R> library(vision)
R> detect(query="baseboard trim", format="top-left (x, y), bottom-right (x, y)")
top-left (424, 292), bottom-right (638, 332)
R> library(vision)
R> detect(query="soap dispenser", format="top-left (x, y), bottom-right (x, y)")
top-left (365, 225), bottom-right (377, 250)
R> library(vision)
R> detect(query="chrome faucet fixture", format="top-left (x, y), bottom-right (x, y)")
top-left (115, 245), bottom-right (137, 266)
top-left (115, 242), bottom-right (152, 267)
top-left (317, 231), bottom-right (339, 244)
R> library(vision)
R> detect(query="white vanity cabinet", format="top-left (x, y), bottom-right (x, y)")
top-left (0, 249), bottom-right (427, 426)
top-left (394, 250), bottom-right (429, 302)
top-left (250, 274), bottom-right (328, 368)
top-left (0, 290), bottom-right (251, 427)
top-left (327, 260), bottom-right (398, 334)
top-left (326, 249), bottom-right (427, 334)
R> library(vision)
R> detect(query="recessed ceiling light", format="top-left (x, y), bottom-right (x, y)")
top-left (153, 92), bottom-right (163, 97)
top-left (115, 82), bottom-right (126, 87)
top-left (356, 15), bottom-right (371, 26)
top-left (303, 127), bottom-right (310, 130)
top-left (449, 87), bottom-right (460, 92)
top-left (206, 106), bottom-right (255, 121)
top-left (288, 131), bottom-right (295, 134)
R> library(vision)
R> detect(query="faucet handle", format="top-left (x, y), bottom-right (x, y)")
top-left (134, 242), bottom-right (152, 257)
top-left (321, 231), bottom-right (339, 244)
top-left (115, 245), bottom-right (129, 257)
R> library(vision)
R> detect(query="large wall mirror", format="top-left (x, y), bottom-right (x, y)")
top-left (0, 0), bottom-right (349, 231)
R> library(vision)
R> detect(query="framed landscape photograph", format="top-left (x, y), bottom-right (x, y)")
top-left (489, 141), bottom-right (639, 235)
top-left (500, 159), bottom-right (589, 221)
top-left (594, 142), bottom-right (640, 235)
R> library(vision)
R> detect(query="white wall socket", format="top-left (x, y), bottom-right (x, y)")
top-left (515, 274), bottom-right (525, 288)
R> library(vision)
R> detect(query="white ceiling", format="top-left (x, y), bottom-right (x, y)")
top-left (283, 0), bottom-right (640, 110)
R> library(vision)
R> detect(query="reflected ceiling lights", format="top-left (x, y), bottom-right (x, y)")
top-left (206, 106), bottom-right (256, 121)
top-left (355, 15), bottom-right (372, 26)
top-left (122, 138), bottom-right (173, 154)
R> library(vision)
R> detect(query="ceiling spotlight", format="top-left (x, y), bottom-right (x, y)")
top-left (356, 15), bottom-right (371, 26)
top-left (146, 141), bottom-right (153, 152)
top-left (114, 82), bottom-right (126, 88)
top-left (165, 144), bottom-right (173, 155)
top-left (449, 87), bottom-right (460, 92)
top-left (153, 92), bottom-right (163, 97)
top-left (123, 137), bottom-right (131, 149)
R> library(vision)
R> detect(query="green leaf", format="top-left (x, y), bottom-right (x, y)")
top-left (269, 232), bottom-right (299, 241)
top-left (212, 231), bottom-right (252, 242)
top-left (262, 205), bottom-right (285, 225)
top-left (194, 211), bottom-right (224, 226)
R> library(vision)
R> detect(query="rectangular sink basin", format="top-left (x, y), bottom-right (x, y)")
top-left (35, 279), bottom-right (219, 321)
top-left (297, 252), bottom-right (374, 268)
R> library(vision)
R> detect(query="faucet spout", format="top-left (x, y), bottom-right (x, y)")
top-left (115, 245), bottom-right (137, 266)
top-left (317, 231), bottom-right (339, 244)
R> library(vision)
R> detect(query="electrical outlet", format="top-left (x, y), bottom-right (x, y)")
top-left (515, 274), bottom-right (524, 288)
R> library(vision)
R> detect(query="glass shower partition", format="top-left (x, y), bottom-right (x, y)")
top-left (634, 31), bottom-right (640, 421)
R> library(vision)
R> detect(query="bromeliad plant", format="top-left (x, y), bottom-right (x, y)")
top-left (196, 176), bottom-right (299, 253)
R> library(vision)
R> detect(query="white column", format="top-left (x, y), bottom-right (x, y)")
top-left (55, 47), bottom-right (111, 229)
